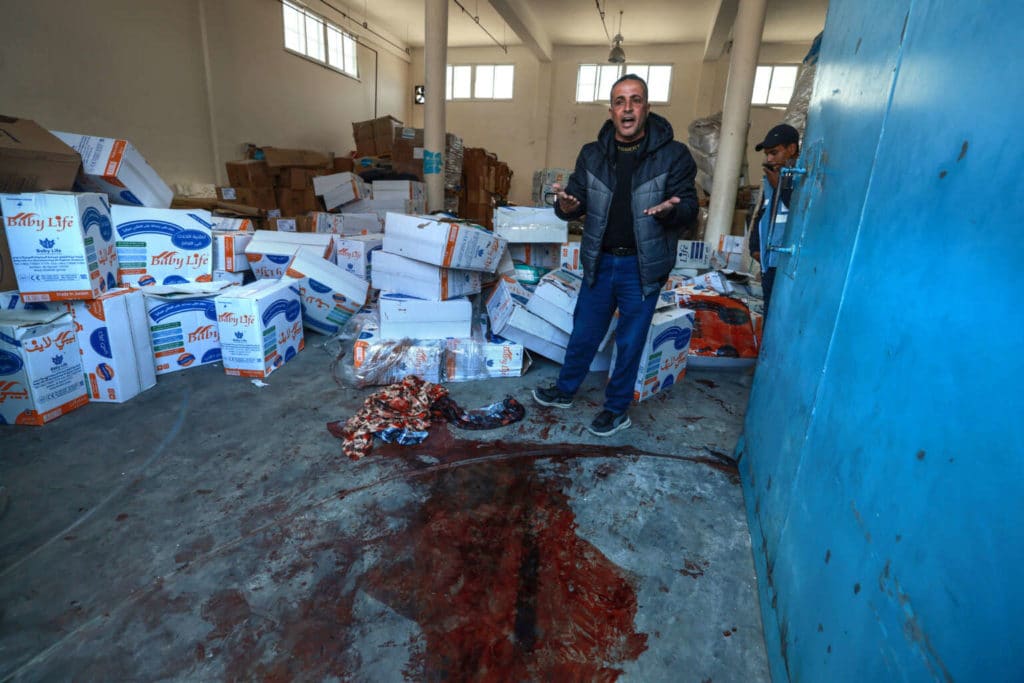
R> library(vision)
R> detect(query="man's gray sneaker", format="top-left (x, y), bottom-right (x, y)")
top-left (587, 409), bottom-right (631, 436)
top-left (532, 385), bottom-right (574, 408)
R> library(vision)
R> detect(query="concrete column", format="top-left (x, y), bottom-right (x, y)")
top-left (704, 0), bottom-right (767, 247)
top-left (424, 0), bottom-right (448, 212)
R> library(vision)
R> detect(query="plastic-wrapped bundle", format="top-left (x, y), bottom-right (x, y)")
top-left (444, 333), bottom-right (529, 382)
top-left (688, 112), bottom-right (721, 195)
top-left (346, 315), bottom-right (445, 387)
top-left (784, 32), bottom-right (823, 135)
top-left (445, 134), bottom-right (464, 190)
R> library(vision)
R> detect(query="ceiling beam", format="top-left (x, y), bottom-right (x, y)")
top-left (704, 0), bottom-right (739, 62)
top-left (488, 0), bottom-right (552, 62)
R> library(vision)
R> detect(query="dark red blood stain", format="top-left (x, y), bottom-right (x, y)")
top-left (174, 533), bottom-right (215, 564)
top-left (683, 416), bottom-right (705, 423)
top-left (115, 513), bottom-right (129, 522)
top-left (539, 425), bottom-right (552, 440)
top-left (201, 589), bottom-right (251, 640)
top-left (212, 428), bottom-right (650, 680)
top-left (723, 630), bottom-right (732, 637)
top-left (696, 379), bottom-right (717, 389)
top-left (194, 643), bottom-right (205, 662)
top-left (680, 558), bottom-right (710, 579)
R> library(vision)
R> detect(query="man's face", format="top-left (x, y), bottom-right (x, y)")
top-left (763, 142), bottom-right (799, 168)
top-left (609, 79), bottom-right (650, 142)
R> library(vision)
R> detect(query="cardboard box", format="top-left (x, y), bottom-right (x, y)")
top-left (0, 224), bottom-right (17, 290)
top-left (494, 206), bottom-right (568, 244)
top-left (212, 217), bottom-right (255, 231)
top-left (531, 168), bottom-right (572, 205)
top-left (111, 206), bottom-right (213, 286)
top-left (0, 309), bottom-right (88, 425)
top-left (267, 216), bottom-right (314, 233)
top-left (311, 211), bottom-right (382, 236)
top-left (312, 172), bottom-right (368, 210)
top-left (333, 157), bottom-right (355, 173)
top-left (714, 234), bottom-right (748, 271)
top-left (334, 235), bottom-right (382, 280)
top-left (215, 279), bottom-right (304, 378)
top-left (1, 192), bottom-right (118, 301)
top-left (284, 167), bottom-right (325, 191)
top-left (275, 188), bottom-right (318, 216)
top-left (371, 251), bottom-right (481, 300)
top-left (283, 250), bottom-right (368, 335)
top-left (676, 240), bottom-right (710, 269)
top-left (559, 237), bottom-right (582, 275)
top-left (1, 290), bottom-right (49, 310)
top-left (261, 147), bottom-right (329, 168)
top-left (379, 293), bottom-right (472, 340)
top-left (354, 138), bottom-right (377, 157)
top-left (509, 243), bottom-right (560, 269)
top-left (56, 288), bottom-right (156, 403)
top-left (52, 131), bottom-right (172, 208)
top-left (609, 307), bottom-right (695, 403)
top-left (513, 263), bottom-right (549, 286)
top-left (142, 282), bottom-right (232, 374)
top-left (445, 333), bottom-right (528, 381)
top-left (372, 180), bottom-right (424, 203)
top-left (225, 160), bottom-right (273, 188)
top-left (372, 115), bottom-right (403, 152)
top-left (485, 276), bottom-right (569, 362)
top-left (217, 187), bottom-right (277, 208)
top-left (245, 231), bottom-right (335, 280)
top-left (341, 198), bottom-right (414, 224)
top-left (383, 212), bottom-right (506, 273)
top-left (212, 229), bottom-right (253, 273)
top-left (212, 270), bottom-right (246, 285)
top-left (0, 116), bottom-right (80, 193)
top-left (353, 318), bottom-right (442, 384)
top-left (525, 268), bottom-right (583, 334)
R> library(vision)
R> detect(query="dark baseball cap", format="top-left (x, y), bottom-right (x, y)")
top-left (755, 124), bottom-right (800, 151)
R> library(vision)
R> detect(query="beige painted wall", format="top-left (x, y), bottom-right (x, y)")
top-left (409, 39), bottom-right (812, 205)
top-left (0, 0), bottom-right (216, 186)
top-left (202, 0), bottom-right (411, 181)
top-left (1, 0), bottom-right (410, 187)
top-left (408, 46), bottom-right (552, 206)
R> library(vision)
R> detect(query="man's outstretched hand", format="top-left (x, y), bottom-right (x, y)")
top-left (643, 196), bottom-right (680, 217)
top-left (552, 183), bottom-right (580, 214)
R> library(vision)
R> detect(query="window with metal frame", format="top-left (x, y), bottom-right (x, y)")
top-left (751, 64), bottom-right (799, 106)
top-left (282, 1), bottom-right (358, 78)
top-left (575, 64), bottom-right (673, 104)
top-left (445, 64), bottom-right (515, 100)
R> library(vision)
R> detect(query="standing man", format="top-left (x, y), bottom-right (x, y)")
top-left (749, 123), bottom-right (800, 315)
top-left (532, 74), bottom-right (698, 436)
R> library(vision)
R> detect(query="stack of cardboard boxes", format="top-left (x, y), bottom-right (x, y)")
top-left (460, 147), bottom-right (512, 229)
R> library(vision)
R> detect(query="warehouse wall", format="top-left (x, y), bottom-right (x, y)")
top-left (0, 0), bottom-right (217, 187)
top-left (0, 0), bottom-right (409, 189)
top-left (410, 39), bottom-right (812, 206)
top-left (407, 46), bottom-right (552, 206)
top-left (202, 0), bottom-right (411, 182)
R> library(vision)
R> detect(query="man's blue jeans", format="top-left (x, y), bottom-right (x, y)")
top-left (555, 254), bottom-right (660, 414)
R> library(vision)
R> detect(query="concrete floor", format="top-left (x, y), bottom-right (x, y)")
top-left (0, 333), bottom-right (769, 682)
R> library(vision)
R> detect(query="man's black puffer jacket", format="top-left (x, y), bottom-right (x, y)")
top-left (555, 112), bottom-right (698, 296)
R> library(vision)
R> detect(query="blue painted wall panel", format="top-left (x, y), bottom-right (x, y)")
top-left (742, 0), bottom-right (1024, 680)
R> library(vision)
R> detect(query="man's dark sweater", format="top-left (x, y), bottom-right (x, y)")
top-left (602, 139), bottom-right (645, 251)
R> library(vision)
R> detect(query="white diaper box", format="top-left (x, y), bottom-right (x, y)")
top-left (142, 282), bottom-right (233, 374)
top-left (111, 206), bottom-right (214, 286)
top-left (525, 268), bottom-right (583, 334)
top-left (55, 288), bottom-right (156, 403)
top-left (378, 292), bottom-right (472, 340)
top-left (51, 131), bottom-right (173, 208)
top-left (383, 212), bottom-right (506, 272)
top-left (244, 231), bottom-right (335, 280)
top-left (215, 279), bottom-right (304, 378)
top-left (1, 192), bottom-right (118, 301)
top-left (312, 172), bottom-right (368, 210)
top-left (335, 235), bottom-right (382, 280)
top-left (494, 206), bottom-right (568, 244)
top-left (283, 250), bottom-right (368, 335)
top-left (0, 309), bottom-right (88, 425)
top-left (371, 251), bottom-right (481, 301)
top-left (609, 306), bottom-right (695, 403)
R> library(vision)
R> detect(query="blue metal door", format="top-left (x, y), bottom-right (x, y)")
top-left (741, 1), bottom-right (1024, 680)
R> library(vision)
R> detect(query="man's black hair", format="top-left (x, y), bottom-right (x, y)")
top-left (610, 73), bottom-right (648, 104)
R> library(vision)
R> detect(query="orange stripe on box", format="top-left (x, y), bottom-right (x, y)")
top-left (89, 374), bottom-right (99, 399)
top-left (119, 268), bottom-right (147, 275)
top-left (104, 140), bottom-right (127, 178)
top-left (246, 254), bottom-right (262, 263)
top-left (442, 224), bottom-right (459, 267)
top-left (225, 368), bottom-right (268, 378)
top-left (440, 270), bottom-right (449, 299)
top-left (22, 290), bottom-right (95, 302)
top-left (154, 348), bottom-right (182, 359)
top-left (21, 393), bottom-right (90, 425)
